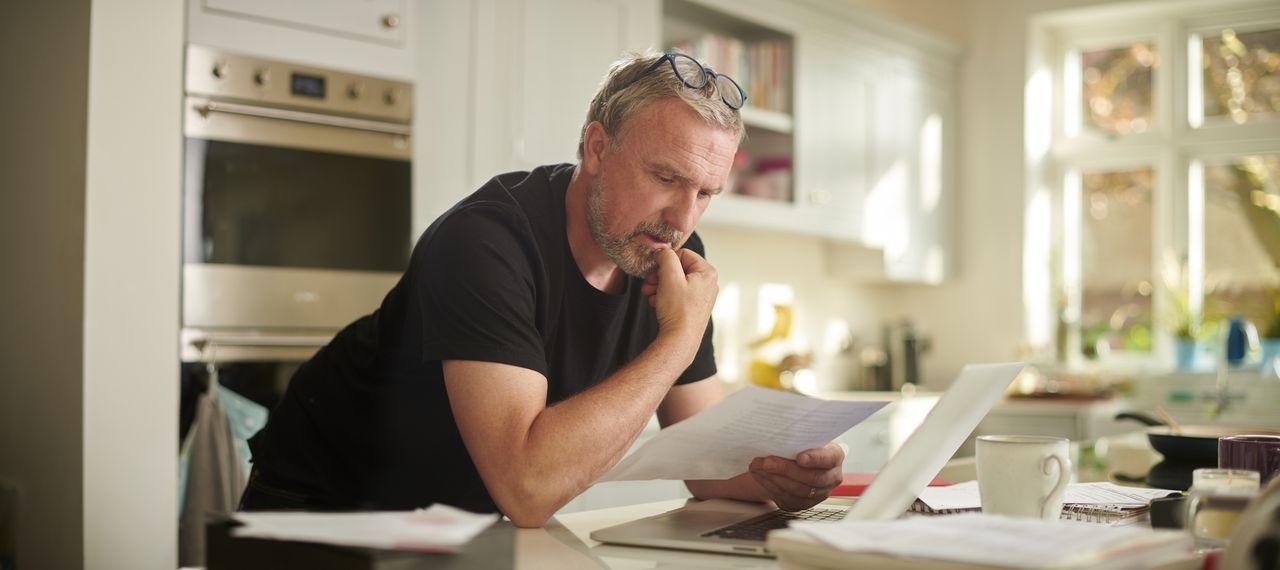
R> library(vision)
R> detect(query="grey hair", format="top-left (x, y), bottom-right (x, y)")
top-left (577, 51), bottom-right (745, 161)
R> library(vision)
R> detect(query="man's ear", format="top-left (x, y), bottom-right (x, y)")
top-left (581, 121), bottom-right (609, 176)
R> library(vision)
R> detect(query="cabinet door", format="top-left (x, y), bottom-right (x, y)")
top-left (794, 35), bottom-right (871, 243)
top-left (204, 0), bottom-right (405, 44)
top-left (865, 67), bottom-right (954, 283)
top-left (512, 0), bottom-right (660, 169)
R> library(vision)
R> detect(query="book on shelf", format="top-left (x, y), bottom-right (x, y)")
top-left (670, 34), bottom-right (790, 114)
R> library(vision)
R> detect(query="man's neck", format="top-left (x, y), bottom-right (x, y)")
top-left (565, 169), bottom-right (628, 295)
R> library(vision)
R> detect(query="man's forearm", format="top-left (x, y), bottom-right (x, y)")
top-left (493, 331), bottom-right (702, 525)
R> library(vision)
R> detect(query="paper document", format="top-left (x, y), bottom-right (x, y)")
top-left (918, 481), bottom-right (1177, 511)
top-left (792, 513), bottom-right (1192, 569)
top-left (232, 504), bottom-right (498, 552)
top-left (598, 386), bottom-right (888, 482)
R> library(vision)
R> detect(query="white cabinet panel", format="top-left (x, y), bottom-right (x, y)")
top-left (188, 0), bottom-right (413, 79)
top-left (204, 0), bottom-right (405, 44)
top-left (514, 0), bottom-right (660, 169)
top-left (795, 34), bottom-right (871, 243)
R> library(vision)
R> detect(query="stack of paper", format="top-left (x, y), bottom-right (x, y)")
top-left (231, 504), bottom-right (498, 553)
top-left (774, 514), bottom-right (1195, 570)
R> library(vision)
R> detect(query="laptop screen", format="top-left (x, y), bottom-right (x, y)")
top-left (846, 362), bottom-right (1025, 521)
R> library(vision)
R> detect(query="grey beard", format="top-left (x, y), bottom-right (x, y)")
top-left (587, 177), bottom-right (683, 278)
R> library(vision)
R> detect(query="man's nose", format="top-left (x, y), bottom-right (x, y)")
top-left (664, 191), bottom-right (700, 235)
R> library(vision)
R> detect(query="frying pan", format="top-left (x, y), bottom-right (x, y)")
top-left (1114, 412), bottom-right (1280, 465)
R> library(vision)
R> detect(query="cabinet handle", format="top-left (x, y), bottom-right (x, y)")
top-left (810, 189), bottom-right (831, 206)
top-left (381, 14), bottom-right (400, 29)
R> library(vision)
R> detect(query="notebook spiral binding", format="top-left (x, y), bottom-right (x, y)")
top-left (910, 500), bottom-right (1150, 526)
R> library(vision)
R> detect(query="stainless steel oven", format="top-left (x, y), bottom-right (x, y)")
top-left (181, 45), bottom-right (412, 361)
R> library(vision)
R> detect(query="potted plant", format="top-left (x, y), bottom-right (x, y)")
top-left (1161, 255), bottom-right (1202, 371)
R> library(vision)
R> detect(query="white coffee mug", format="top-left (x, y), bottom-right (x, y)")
top-left (976, 435), bottom-right (1072, 520)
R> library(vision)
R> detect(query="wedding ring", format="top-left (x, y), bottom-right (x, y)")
top-left (807, 487), bottom-right (816, 499)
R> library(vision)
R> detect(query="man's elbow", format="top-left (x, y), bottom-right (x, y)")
top-left (505, 508), bottom-right (554, 528)
top-left (491, 478), bottom-right (567, 528)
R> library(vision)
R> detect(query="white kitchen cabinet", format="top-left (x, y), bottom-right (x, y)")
top-left (188, 0), bottom-right (413, 79)
top-left (793, 32), bottom-right (873, 243)
top-left (204, 0), bottom-right (404, 44)
top-left (864, 64), bottom-right (957, 283)
top-left (508, 0), bottom-right (661, 170)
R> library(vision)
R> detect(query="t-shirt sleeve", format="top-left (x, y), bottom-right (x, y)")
top-left (676, 232), bottom-right (717, 385)
top-left (414, 203), bottom-right (549, 377)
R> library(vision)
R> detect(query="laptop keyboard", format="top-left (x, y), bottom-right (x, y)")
top-left (700, 507), bottom-right (847, 541)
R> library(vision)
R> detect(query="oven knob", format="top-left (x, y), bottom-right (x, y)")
top-left (347, 83), bottom-right (363, 100)
top-left (253, 69), bottom-right (270, 87)
top-left (212, 61), bottom-right (228, 79)
top-left (383, 88), bottom-right (400, 106)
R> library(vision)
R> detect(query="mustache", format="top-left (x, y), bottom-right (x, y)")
top-left (629, 221), bottom-right (682, 246)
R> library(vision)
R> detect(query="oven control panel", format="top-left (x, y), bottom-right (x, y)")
top-left (186, 44), bottom-right (412, 122)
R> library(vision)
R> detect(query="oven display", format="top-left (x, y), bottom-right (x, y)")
top-left (290, 73), bottom-right (326, 99)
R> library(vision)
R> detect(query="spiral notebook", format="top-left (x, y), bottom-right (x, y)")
top-left (910, 481), bottom-right (1180, 526)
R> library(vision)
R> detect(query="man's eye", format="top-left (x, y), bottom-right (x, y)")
top-left (698, 190), bottom-right (712, 200)
top-left (657, 175), bottom-right (676, 185)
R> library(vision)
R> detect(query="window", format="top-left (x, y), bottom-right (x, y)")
top-left (1029, 2), bottom-right (1280, 368)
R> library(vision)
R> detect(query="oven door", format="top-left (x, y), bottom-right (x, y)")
top-left (182, 96), bottom-right (411, 360)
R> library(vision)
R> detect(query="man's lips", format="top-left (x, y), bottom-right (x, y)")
top-left (635, 232), bottom-right (672, 249)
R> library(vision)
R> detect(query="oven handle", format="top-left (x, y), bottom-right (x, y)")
top-left (190, 334), bottom-right (331, 350)
top-left (197, 100), bottom-right (412, 136)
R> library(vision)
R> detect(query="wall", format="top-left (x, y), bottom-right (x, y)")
top-left (696, 225), bottom-right (891, 391)
top-left (0, 2), bottom-right (91, 569)
top-left (0, 0), bottom-right (182, 568)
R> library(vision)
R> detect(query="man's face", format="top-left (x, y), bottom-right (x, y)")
top-left (586, 98), bottom-right (738, 277)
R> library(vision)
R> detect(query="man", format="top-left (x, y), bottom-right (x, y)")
top-left (241, 52), bottom-right (844, 527)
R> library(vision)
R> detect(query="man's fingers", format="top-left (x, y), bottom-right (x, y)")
top-left (797, 442), bottom-right (845, 469)
top-left (655, 247), bottom-right (684, 284)
top-left (756, 456), bottom-right (843, 489)
top-left (675, 247), bottom-right (706, 273)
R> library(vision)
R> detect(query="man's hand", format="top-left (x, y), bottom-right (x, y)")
top-left (641, 247), bottom-right (717, 342)
top-left (748, 442), bottom-right (845, 511)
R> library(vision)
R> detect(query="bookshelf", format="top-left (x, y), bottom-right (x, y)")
top-left (662, 0), bottom-right (795, 205)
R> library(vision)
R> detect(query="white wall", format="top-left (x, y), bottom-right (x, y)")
top-left (0, 0), bottom-right (182, 568)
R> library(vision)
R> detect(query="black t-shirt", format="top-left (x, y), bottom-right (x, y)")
top-left (248, 164), bottom-right (716, 513)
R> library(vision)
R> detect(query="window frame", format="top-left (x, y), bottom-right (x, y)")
top-left (1028, 0), bottom-right (1280, 371)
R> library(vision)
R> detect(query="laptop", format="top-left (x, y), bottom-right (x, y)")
top-left (589, 362), bottom-right (1025, 557)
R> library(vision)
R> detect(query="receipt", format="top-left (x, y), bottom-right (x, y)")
top-left (597, 386), bottom-right (888, 482)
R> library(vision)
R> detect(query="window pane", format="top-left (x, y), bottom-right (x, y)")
top-left (1202, 28), bottom-right (1280, 125)
top-left (1081, 168), bottom-right (1154, 356)
top-left (1082, 42), bottom-right (1157, 135)
top-left (1203, 155), bottom-right (1280, 337)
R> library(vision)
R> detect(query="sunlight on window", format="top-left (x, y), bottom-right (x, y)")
top-left (1080, 42), bottom-right (1157, 135)
top-left (1201, 27), bottom-right (1280, 125)
top-left (1079, 168), bottom-right (1155, 357)
top-left (1024, 189), bottom-right (1053, 347)
top-left (1026, 68), bottom-right (1053, 156)
top-left (1202, 155), bottom-right (1280, 334)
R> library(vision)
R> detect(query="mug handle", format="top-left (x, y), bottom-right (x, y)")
top-left (1039, 452), bottom-right (1072, 519)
